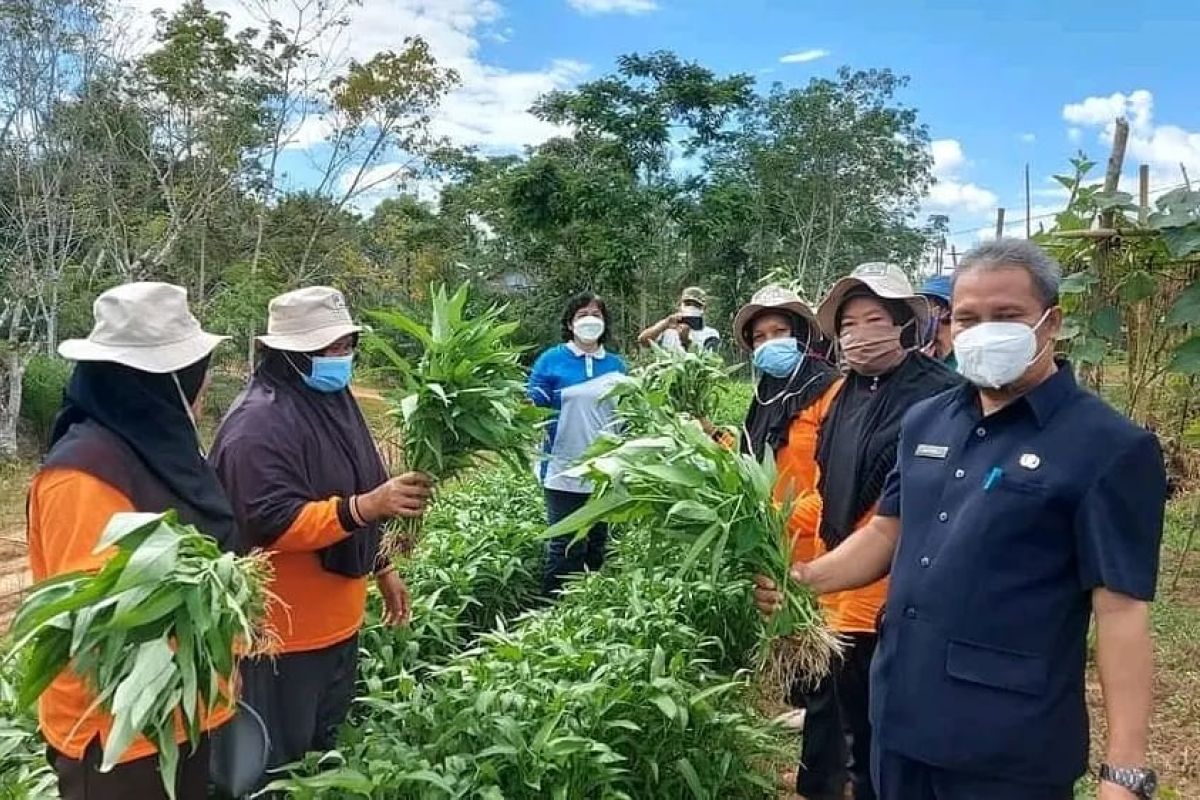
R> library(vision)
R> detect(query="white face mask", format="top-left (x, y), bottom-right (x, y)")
top-left (573, 315), bottom-right (605, 344)
top-left (953, 310), bottom-right (1051, 389)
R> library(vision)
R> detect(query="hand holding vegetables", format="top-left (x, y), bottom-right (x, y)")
top-left (5, 512), bottom-right (274, 800)
top-left (356, 472), bottom-right (434, 523)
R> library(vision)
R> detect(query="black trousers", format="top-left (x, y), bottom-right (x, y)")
top-left (797, 632), bottom-right (877, 800)
top-left (239, 632), bottom-right (359, 788)
top-left (872, 748), bottom-right (1074, 800)
top-left (542, 488), bottom-right (609, 597)
top-left (48, 735), bottom-right (210, 800)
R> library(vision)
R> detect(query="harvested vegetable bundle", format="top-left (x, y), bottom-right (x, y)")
top-left (547, 404), bottom-right (840, 695)
top-left (366, 284), bottom-right (548, 556)
top-left (6, 512), bottom-right (274, 799)
top-left (633, 344), bottom-right (741, 422)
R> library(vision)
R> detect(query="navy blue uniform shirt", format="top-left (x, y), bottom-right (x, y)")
top-left (870, 362), bottom-right (1166, 786)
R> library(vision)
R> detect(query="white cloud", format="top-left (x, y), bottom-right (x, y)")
top-left (566, 0), bottom-right (657, 14)
top-left (779, 49), bottom-right (830, 64)
top-left (924, 138), bottom-right (998, 215)
top-left (1019, 132), bottom-right (1036, 144)
top-left (119, 0), bottom-right (588, 157)
top-left (1061, 89), bottom-right (1200, 191)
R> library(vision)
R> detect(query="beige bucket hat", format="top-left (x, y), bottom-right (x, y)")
top-left (732, 284), bottom-right (821, 351)
top-left (256, 286), bottom-right (361, 352)
top-left (58, 282), bottom-right (228, 373)
top-left (816, 262), bottom-right (931, 338)
top-left (680, 286), bottom-right (708, 307)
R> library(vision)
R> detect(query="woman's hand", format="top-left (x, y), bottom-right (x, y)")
top-left (753, 574), bottom-right (784, 617)
top-left (357, 472), bottom-right (433, 523)
top-left (376, 569), bottom-right (411, 627)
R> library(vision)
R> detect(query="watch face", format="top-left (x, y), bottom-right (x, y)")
top-left (1141, 772), bottom-right (1158, 795)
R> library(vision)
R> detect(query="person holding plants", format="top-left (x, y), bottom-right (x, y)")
top-left (209, 287), bottom-right (432, 784)
top-left (529, 291), bottom-right (628, 597)
top-left (789, 240), bottom-right (1167, 800)
top-left (757, 263), bottom-right (961, 800)
top-left (28, 282), bottom-right (236, 800)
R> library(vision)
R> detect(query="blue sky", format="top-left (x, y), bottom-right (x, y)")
top-left (157, 0), bottom-right (1199, 249)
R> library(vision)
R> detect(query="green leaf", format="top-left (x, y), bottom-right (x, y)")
top-left (1090, 306), bottom-right (1121, 341)
top-left (1119, 270), bottom-right (1156, 304)
top-left (1059, 270), bottom-right (1099, 295)
top-left (651, 694), bottom-right (678, 722)
top-left (1160, 225), bottom-right (1200, 259)
top-left (676, 757), bottom-right (705, 799)
top-left (665, 500), bottom-right (718, 525)
top-left (544, 491), bottom-right (633, 538)
top-left (1165, 281), bottom-right (1200, 327)
top-left (366, 309), bottom-right (432, 348)
top-left (1071, 336), bottom-right (1108, 365)
top-left (1167, 335), bottom-right (1200, 375)
top-left (96, 512), bottom-right (172, 552)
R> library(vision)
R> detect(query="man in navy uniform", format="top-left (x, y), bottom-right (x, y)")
top-left (787, 239), bottom-right (1166, 799)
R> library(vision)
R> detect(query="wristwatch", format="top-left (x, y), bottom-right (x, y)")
top-left (1098, 764), bottom-right (1157, 799)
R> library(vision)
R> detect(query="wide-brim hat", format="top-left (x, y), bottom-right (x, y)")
top-left (816, 262), bottom-right (931, 338)
top-left (732, 284), bottom-right (821, 351)
top-left (58, 282), bottom-right (228, 373)
top-left (256, 286), bottom-right (362, 352)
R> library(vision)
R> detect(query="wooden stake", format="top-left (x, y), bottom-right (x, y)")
top-left (950, 245), bottom-right (958, 269)
top-left (1182, 163), bottom-right (1193, 191)
top-left (1100, 118), bottom-right (1130, 230)
top-left (1139, 164), bottom-right (1149, 225)
top-left (1025, 164), bottom-right (1032, 238)
top-left (994, 208), bottom-right (1006, 240)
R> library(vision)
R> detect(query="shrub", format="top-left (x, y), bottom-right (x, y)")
top-left (19, 356), bottom-right (71, 447)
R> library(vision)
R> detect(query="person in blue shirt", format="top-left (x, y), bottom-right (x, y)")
top-left (918, 273), bottom-right (956, 370)
top-left (528, 292), bottom-right (628, 597)
top-left (783, 239), bottom-right (1166, 800)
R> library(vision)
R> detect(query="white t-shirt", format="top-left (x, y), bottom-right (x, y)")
top-left (658, 326), bottom-right (720, 352)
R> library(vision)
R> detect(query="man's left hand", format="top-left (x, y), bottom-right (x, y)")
top-left (377, 570), bottom-right (411, 627)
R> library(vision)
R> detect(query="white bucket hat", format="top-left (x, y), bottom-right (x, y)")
top-left (731, 284), bottom-right (821, 351)
top-left (256, 286), bottom-right (361, 353)
top-left (58, 282), bottom-right (228, 373)
top-left (816, 262), bottom-right (931, 338)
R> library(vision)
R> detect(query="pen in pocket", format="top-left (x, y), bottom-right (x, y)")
top-left (983, 467), bottom-right (1003, 491)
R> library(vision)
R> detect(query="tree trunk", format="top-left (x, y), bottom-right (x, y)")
top-left (0, 348), bottom-right (25, 460)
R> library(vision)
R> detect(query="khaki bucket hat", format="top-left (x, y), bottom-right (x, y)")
top-left (680, 286), bottom-right (708, 307)
top-left (58, 282), bottom-right (228, 373)
top-left (256, 287), bottom-right (362, 352)
top-left (732, 284), bottom-right (821, 351)
top-left (816, 262), bottom-right (931, 338)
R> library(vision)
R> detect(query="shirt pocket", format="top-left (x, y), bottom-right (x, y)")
top-left (945, 639), bottom-right (1047, 696)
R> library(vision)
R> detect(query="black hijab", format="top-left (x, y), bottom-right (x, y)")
top-left (815, 351), bottom-right (961, 550)
top-left (209, 349), bottom-right (386, 578)
top-left (740, 312), bottom-right (839, 460)
top-left (47, 358), bottom-right (237, 547)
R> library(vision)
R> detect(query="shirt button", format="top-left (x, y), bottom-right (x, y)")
top-left (976, 427), bottom-right (987, 438)
top-left (920, 556), bottom-right (931, 568)
top-left (954, 469), bottom-right (965, 479)
top-left (904, 606), bottom-right (917, 619)
top-left (938, 511), bottom-right (949, 522)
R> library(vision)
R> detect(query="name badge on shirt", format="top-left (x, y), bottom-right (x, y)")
top-left (915, 444), bottom-right (949, 459)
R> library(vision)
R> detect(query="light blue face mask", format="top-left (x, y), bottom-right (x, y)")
top-left (303, 354), bottom-right (354, 393)
top-left (752, 337), bottom-right (804, 378)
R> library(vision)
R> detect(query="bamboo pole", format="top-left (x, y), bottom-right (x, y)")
top-left (994, 208), bottom-right (1005, 240)
top-left (1139, 165), bottom-right (1149, 225)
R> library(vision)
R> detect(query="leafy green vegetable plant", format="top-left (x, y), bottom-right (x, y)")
top-left (366, 284), bottom-right (549, 556)
top-left (5, 513), bottom-right (274, 799)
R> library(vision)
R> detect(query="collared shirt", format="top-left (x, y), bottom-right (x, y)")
top-left (870, 363), bottom-right (1166, 785)
top-left (659, 326), bottom-right (720, 352)
top-left (527, 342), bottom-right (627, 493)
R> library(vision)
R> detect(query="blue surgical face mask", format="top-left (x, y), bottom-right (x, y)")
top-left (752, 337), bottom-right (803, 378)
top-left (303, 354), bottom-right (354, 393)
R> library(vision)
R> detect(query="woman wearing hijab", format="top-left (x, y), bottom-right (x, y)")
top-left (209, 287), bottom-right (432, 781)
top-left (799, 263), bottom-right (963, 800)
top-left (528, 292), bottom-right (627, 597)
top-left (28, 283), bottom-right (235, 800)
